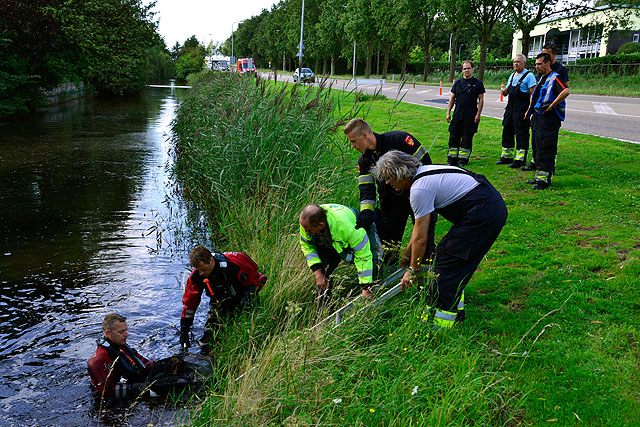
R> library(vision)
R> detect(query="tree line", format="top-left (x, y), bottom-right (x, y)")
top-left (0, 0), bottom-right (176, 119)
top-left (221, 0), bottom-right (639, 82)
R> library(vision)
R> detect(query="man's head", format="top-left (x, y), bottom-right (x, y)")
top-left (371, 150), bottom-right (420, 191)
top-left (343, 118), bottom-right (376, 153)
top-left (512, 54), bottom-right (526, 72)
top-left (102, 313), bottom-right (128, 346)
top-left (541, 43), bottom-right (557, 64)
top-left (461, 60), bottom-right (474, 79)
top-left (190, 245), bottom-right (215, 277)
top-left (299, 204), bottom-right (327, 235)
top-left (535, 53), bottom-right (552, 75)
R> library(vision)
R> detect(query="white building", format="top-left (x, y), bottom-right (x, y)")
top-left (512, 6), bottom-right (640, 63)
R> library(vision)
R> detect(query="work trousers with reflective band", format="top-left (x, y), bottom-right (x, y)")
top-left (533, 113), bottom-right (560, 177)
top-left (501, 109), bottom-right (530, 162)
top-left (448, 118), bottom-right (477, 162)
top-left (423, 177), bottom-right (507, 329)
top-left (378, 194), bottom-right (437, 268)
top-left (421, 290), bottom-right (465, 329)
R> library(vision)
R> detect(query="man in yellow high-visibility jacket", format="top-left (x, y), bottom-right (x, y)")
top-left (299, 203), bottom-right (382, 306)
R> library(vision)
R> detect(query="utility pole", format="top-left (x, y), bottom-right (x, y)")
top-left (297, 0), bottom-right (305, 75)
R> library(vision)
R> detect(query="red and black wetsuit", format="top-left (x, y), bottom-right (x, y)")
top-left (87, 338), bottom-right (154, 399)
top-left (181, 252), bottom-right (258, 342)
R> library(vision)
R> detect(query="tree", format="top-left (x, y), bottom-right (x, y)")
top-left (412, 0), bottom-right (442, 81)
top-left (55, 0), bottom-right (159, 94)
top-left (468, 0), bottom-right (502, 80)
top-left (344, 0), bottom-right (378, 78)
top-left (315, 0), bottom-right (347, 75)
top-left (440, 0), bottom-right (471, 82)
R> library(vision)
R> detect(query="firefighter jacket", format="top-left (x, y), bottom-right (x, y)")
top-left (357, 131), bottom-right (432, 215)
top-left (299, 204), bottom-right (375, 285)
top-left (533, 71), bottom-right (566, 121)
top-left (87, 338), bottom-right (154, 399)
top-left (181, 253), bottom-right (253, 329)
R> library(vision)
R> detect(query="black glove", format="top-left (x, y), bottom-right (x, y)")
top-left (355, 210), bottom-right (374, 231)
top-left (129, 382), bottom-right (149, 396)
top-left (180, 326), bottom-right (191, 349)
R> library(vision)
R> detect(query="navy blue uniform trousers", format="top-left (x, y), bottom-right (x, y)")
top-left (428, 175), bottom-right (507, 314)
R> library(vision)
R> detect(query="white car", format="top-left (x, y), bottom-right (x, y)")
top-left (293, 68), bottom-right (315, 83)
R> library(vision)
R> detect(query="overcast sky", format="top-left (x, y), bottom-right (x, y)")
top-left (149, 0), bottom-right (278, 48)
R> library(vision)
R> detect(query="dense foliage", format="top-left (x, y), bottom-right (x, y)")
top-left (0, 0), bottom-right (166, 119)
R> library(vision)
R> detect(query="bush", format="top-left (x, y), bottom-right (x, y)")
top-left (617, 41), bottom-right (640, 55)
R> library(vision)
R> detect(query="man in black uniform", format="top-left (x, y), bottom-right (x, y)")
top-left (522, 42), bottom-right (571, 172)
top-left (496, 53), bottom-right (536, 168)
top-left (446, 60), bottom-right (485, 166)
top-left (343, 118), bottom-right (435, 268)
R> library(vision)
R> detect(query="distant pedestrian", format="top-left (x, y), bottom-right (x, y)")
top-left (525, 53), bottom-right (570, 190)
top-left (446, 60), bottom-right (485, 167)
top-left (496, 54), bottom-right (536, 169)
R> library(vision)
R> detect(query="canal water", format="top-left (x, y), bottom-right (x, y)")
top-left (0, 83), bottom-right (210, 426)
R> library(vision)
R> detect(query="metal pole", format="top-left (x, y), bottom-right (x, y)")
top-left (298, 0), bottom-right (305, 72)
top-left (353, 41), bottom-right (356, 81)
top-left (231, 20), bottom-right (244, 69)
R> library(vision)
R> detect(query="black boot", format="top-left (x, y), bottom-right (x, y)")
top-left (495, 157), bottom-right (513, 165)
top-left (509, 160), bottom-right (525, 169)
top-left (520, 162), bottom-right (535, 171)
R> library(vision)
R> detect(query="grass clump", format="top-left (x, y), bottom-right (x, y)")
top-left (171, 72), bottom-right (640, 425)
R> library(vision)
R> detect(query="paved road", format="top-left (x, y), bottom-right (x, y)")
top-left (266, 73), bottom-right (640, 144)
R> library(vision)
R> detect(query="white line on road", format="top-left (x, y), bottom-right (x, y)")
top-left (592, 102), bottom-right (618, 115)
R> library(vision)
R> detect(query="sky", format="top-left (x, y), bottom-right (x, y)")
top-left (149, 0), bottom-right (278, 48)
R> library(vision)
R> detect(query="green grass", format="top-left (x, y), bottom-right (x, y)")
top-left (172, 72), bottom-right (640, 426)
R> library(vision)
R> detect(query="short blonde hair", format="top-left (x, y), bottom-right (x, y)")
top-left (343, 118), bottom-right (372, 136)
top-left (102, 313), bottom-right (126, 332)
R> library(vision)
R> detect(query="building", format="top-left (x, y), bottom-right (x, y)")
top-left (512, 6), bottom-right (640, 63)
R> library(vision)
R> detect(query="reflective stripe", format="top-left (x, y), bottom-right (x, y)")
top-left (300, 236), bottom-right (311, 243)
top-left (458, 148), bottom-right (471, 160)
top-left (115, 384), bottom-right (126, 398)
top-left (501, 147), bottom-right (514, 158)
top-left (357, 269), bottom-right (373, 278)
top-left (305, 252), bottom-right (320, 262)
top-left (353, 234), bottom-right (369, 252)
top-left (515, 149), bottom-right (526, 161)
top-left (344, 253), bottom-right (354, 263)
top-left (360, 200), bottom-right (375, 211)
top-left (433, 310), bottom-right (457, 329)
top-left (538, 170), bottom-right (550, 183)
top-left (457, 291), bottom-right (465, 310)
top-left (448, 147), bottom-right (459, 157)
top-left (412, 146), bottom-right (427, 161)
top-left (358, 175), bottom-right (375, 185)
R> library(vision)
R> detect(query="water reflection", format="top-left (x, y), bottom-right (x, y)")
top-left (0, 83), bottom-right (209, 426)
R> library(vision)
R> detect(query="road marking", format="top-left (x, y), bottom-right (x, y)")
top-left (417, 90), bottom-right (431, 94)
top-left (592, 102), bottom-right (618, 115)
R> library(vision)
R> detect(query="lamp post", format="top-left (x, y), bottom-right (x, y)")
top-left (231, 20), bottom-right (244, 68)
top-left (296, 0), bottom-right (305, 76)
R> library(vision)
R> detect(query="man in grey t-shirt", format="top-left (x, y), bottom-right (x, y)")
top-left (372, 151), bottom-right (507, 330)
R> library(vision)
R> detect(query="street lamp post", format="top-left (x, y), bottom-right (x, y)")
top-left (231, 20), bottom-right (244, 68)
top-left (297, 0), bottom-right (305, 76)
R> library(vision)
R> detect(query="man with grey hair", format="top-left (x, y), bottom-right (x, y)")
top-left (496, 53), bottom-right (536, 168)
top-left (371, 150), bottom-right (507, 330)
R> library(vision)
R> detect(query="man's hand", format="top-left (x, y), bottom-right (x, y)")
top-left (355, 211), bottom-right (373, 231)
top-left (314, 270), bottom-right (330, 290)
top-left (445, 112), bottom-right (451, 123)
top-left (361, 287), bottom-right (373, 301)
top-left (400, 270), bottom-right (415, 291)
top-left (180, 327), bottom-right (191, 349)
top-left (474, 114), bottom-right (481, 124)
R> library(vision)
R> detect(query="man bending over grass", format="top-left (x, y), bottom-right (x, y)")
top-left (372, 151), bottom-right (507, 330)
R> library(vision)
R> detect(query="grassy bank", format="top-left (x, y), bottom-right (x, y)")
top-left (172, 72), bottom-right (640, 425)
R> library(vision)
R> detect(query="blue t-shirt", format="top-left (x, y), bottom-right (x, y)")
top-left (506, 69), bottom-right (537, 93)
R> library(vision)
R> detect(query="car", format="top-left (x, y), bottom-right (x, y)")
top-left (237, 58), bottom-right (257, 74)
top-left (293, 67), bottom-right (315, 83)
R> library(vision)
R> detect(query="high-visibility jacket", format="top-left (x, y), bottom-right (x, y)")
top-left (299, 204), bottom-right (374, 285)
top-left (533, 71), bottom-right (566, 121)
